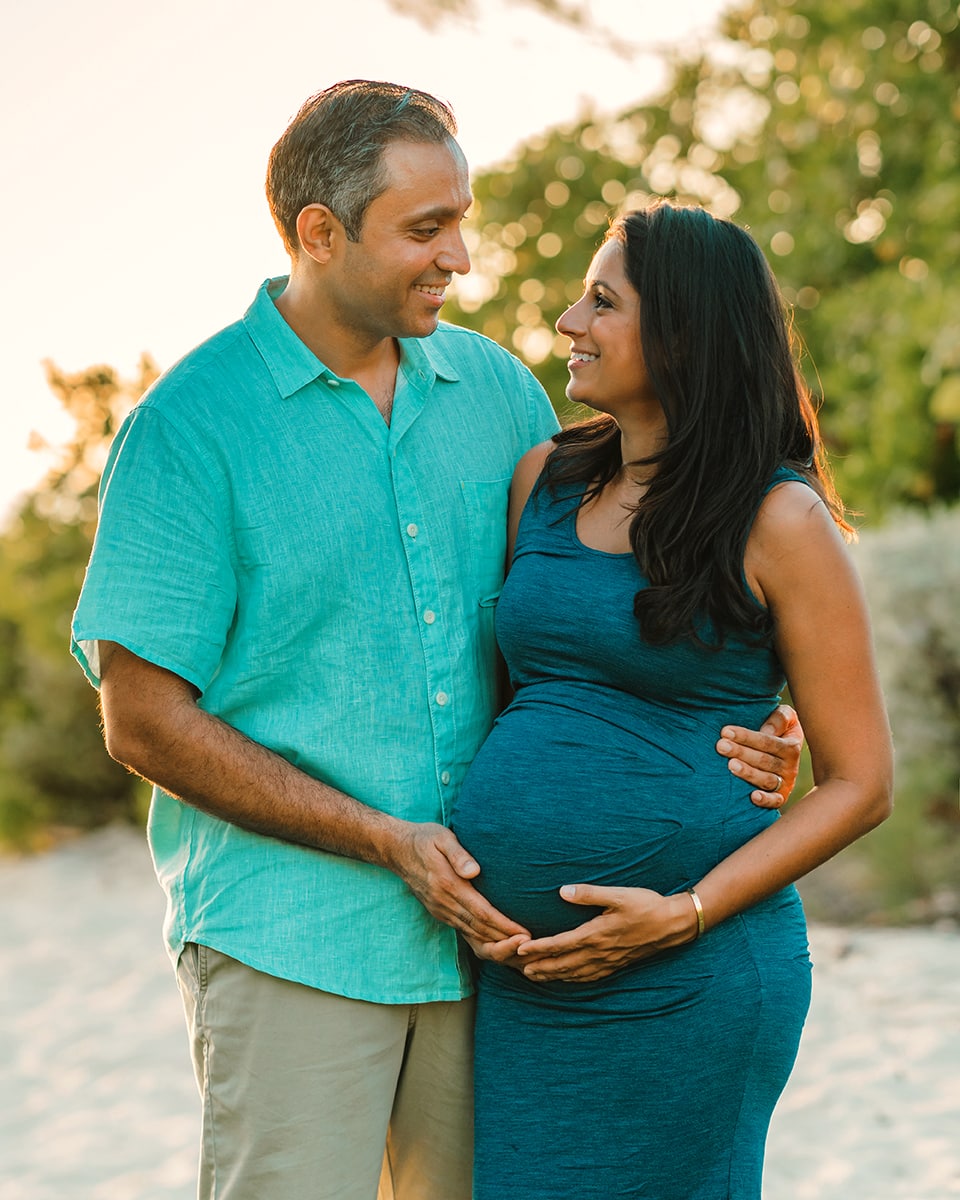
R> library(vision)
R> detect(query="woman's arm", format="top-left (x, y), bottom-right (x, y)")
top-left (506, 441), bottom-right (554, 563)
top-left (706, 483), bottom-right (893, 903)
top-left (514, 482), bottom-right (893, 982)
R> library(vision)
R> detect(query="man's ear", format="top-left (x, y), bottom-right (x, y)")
top-left (295, 204), bottom-right (344, 264)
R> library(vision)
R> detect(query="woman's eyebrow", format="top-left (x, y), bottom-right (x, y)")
top-left (588, 277), bottom-right (622, 298)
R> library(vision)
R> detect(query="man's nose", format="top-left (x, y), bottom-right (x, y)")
top-left (436, 227), bottom-right (471, 276)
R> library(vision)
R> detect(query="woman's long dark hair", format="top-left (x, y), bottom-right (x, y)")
top-left (542, 202), bottom-right (851, 646)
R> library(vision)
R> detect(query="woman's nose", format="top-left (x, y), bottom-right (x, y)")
top-left (556, 301), bottom-right (582, 337)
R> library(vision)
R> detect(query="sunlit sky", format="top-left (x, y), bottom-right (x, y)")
top-left (1, 0), bottom-right (732, 521)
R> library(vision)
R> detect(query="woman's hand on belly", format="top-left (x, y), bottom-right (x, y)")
top-left (514, 884), bottom-right (700, 983)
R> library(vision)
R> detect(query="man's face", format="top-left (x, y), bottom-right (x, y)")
top-left (331, 138), bottom-right (472, 343)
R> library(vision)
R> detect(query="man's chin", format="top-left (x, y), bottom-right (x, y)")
top-left (403, 313), bottom-right (442, 340)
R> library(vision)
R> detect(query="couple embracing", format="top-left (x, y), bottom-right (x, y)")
top-left (72, 80), bottom-right (891, 1200)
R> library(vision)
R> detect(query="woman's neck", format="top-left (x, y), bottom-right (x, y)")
top-left (617, 412), bottom-right (667, 482)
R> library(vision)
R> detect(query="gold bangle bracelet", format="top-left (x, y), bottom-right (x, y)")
top-left (686, 887), bottom-right (705, 939)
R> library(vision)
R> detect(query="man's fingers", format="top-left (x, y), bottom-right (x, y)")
top-left (724, 750), bottom-right (786, 784)
top-left (471, 933), bottom-right (530, 964)
top-left (760, 703), bottom-right (804, 744)
top-left (434, 828), bottom-right (482, 879)
top-left (749, 786), bottom-right (787, 810)
top-left (719, 728), bottom-right (792, 765)
top-left (432, 833), bottom-right (528, 938)
top-left (720, 729), bottom-right (799, 775)
top-left (717, 707), bottom-right (805, 808)
top-left (398, 826), bottom-right (526, 940)
top-left (451, 886), bottom-right (529, 943)
top-left (758, 702), bottom-right (791, 736)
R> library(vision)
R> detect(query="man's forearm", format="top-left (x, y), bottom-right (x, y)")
top-left (98, 639), bottom-right (409, 864)
top-left (98, 642), bottom-right (526, 943)
top-left (110, 689), bottom-right (406, 865)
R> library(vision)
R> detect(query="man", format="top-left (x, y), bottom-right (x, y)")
top-left (71, 81), bottom-right (800, 1200)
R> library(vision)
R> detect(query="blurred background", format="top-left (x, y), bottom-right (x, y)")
top-left (2, 0), bottom-right (957, 924)
top-left (1, 3), bottom-right (959, 1198)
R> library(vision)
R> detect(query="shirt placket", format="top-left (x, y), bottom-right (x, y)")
top-left (388, 384), bottom-right (458, 825)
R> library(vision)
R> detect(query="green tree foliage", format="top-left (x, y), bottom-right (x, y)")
top-left (444, 0), bottom-right (960, 517)
top-left (0, 359), bottom-right (156, 846)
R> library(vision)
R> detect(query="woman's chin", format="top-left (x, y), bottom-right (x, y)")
top-left (565, 382), bottom-right (599, 411)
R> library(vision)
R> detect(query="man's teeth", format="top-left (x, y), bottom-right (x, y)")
top-left (418, 286), bottom-right (445, 295)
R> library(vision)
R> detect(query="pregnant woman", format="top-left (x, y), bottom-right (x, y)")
top-left (451, 202), bottom-right (893, 1199)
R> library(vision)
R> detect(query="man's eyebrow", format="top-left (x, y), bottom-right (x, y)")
top-left (406, 198), bottom-right (474, 223)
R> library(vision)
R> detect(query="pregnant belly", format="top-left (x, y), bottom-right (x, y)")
top-left (451, 704), bottom-right (726, 938)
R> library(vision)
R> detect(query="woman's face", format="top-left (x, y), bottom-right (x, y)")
top-left (556, 239), bottom-right (658, 419)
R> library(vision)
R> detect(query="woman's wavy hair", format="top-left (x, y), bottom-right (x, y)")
top-left (542, 201), bottom-right (851, 646)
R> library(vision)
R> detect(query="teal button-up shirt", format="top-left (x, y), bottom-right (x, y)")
top-left (72, 278), bottom-right (559, 1003)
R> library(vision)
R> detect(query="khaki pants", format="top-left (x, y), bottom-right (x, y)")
top-left (176, 944), bottom-right (474, 1200)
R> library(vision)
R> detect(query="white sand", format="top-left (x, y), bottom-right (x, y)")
top-left (1, 825), bottom-right (958, 1199)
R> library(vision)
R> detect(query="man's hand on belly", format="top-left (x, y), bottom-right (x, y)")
top-left (386, 822), bottom-right (531, 945)
top-left (462, 931), bottom-right (533, 970)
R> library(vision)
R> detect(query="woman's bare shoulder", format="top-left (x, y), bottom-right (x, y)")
top-left (745, 480), bottom-right (850, 605)
top-left (511, 440), bottom-right (555, 497)
top-left (514, 440), bottom-right (555, 478)
top-left (754, 479), bottom-right (836, 543)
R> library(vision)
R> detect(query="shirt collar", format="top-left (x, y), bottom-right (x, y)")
top-left (243, 277), bottom-right (463, 400)
top-left (242, 277), bottom-right (327, 399)
top-left (398, 325), bottom-right (462, 387)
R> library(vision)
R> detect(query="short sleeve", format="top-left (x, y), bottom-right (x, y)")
top-left (517, 361), bottom-right (561, 449)
top-left (71, 404), bottom-right (237, 692)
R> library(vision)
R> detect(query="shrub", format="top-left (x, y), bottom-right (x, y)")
top-left (799, 506), bottom-right (960, 924)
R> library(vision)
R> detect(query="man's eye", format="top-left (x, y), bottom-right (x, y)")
top-left (415, 227), bottom-right (441, 238)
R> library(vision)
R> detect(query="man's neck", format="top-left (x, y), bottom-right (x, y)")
top-left (274, 274), bottom-right (400, 423)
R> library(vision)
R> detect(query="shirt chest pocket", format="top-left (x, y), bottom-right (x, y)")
top-left (458, 477), bottom-right (511, 596)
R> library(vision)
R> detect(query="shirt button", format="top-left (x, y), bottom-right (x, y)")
top-left (423, 610), bottom-right (436, 625)
top-left (406, 523), bottom-right (419, 538)
top-left (441, 771), bottom-right (451, 785)
top-left (435, 691), bottom-right (449, 706)
top-left (327, 378), bottom-right (340, 388)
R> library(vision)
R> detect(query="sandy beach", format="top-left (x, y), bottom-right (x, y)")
top-left (1, 825), bottom-right (958, 1200)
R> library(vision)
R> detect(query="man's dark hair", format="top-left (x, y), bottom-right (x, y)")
top-left (266, 79), bottom-right (458, 252)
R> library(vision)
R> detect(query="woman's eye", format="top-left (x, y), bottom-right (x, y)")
top-left (593, 293), bottom-right (611, 309)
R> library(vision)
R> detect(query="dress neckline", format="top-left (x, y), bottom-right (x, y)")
top-left (569, 482), bottom-right (637, 560)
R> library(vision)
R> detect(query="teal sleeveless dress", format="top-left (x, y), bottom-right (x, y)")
top-left (451, 468), bottom-right (812, 1200)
